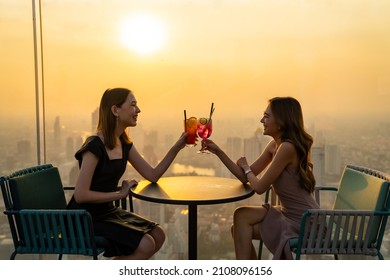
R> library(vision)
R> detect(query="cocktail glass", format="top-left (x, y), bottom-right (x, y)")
top-left (197, 117), bottom-right (212, 153)
top-left (184, 117), bottom-right (198, 147)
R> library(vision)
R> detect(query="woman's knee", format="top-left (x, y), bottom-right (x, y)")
top-left (230, 224), bottom-right (234, 237)
top-left (233, 206), bottom-right (248, 222)
top-left (234, 206), bottom-right (267, 225)
top-left (149, 226), bottom-right (166, 249)
top-left (232, 208), bottom-right (247, 236)
top-left (138, 234), bottom-right (156, 254)
top-left (233, 206), bottom-right (243, 217)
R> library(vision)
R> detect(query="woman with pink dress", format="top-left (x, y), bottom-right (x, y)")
top-left (204, 97), bottom-right (319, 259)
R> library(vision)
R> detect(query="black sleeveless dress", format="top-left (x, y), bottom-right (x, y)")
top-left (67, 136), bottom-right (158, 257)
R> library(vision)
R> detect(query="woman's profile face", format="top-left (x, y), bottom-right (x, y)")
top-left (260, 104), bottom-right (280, 137)
top-left (115, 92), bottom-right (141, 127)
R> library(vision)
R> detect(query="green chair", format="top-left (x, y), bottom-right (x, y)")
top-left (293, 165), bottom-right (390, 259)
top-left (258, 165), bottom-right (390, 260)
top-left (0, 164), bottom-right (129, 260)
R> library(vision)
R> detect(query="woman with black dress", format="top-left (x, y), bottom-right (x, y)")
top-left (67, 88), bottom-right (187, 259)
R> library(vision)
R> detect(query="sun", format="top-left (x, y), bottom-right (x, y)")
top-left (119, 14), bottom-right (166, 55)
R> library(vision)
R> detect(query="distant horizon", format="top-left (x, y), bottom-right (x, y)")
top-left (6, 109), bottom-right (390, 138)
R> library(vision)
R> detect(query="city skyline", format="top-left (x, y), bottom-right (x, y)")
top-left (1, 110), bottom-right (390, 260)
top-left (2, 109), bottom-right (389, 182)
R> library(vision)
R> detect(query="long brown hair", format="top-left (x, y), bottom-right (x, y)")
top-left (97, 88), bottom-right (132, 149)
top-left (269, 97), bottom-right (316, 193)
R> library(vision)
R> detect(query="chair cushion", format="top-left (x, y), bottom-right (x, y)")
top-left (333, 167), bottom-right (389, 211)
top-left (9, 167), bottom-right (67, 210)
top-left (289, 238), bottom-right (298, 249)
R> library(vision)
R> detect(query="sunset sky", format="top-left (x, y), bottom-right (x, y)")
top-left (1, 0), bottom-right (390, 133)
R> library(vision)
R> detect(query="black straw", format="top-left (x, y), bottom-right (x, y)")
top-left (209, 103), bottom-right (214, 120)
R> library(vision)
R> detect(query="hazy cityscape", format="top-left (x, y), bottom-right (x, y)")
top-left (1, 111), bottom-right (389, 260)
top-left (1, 0), bottom-right (390, 264)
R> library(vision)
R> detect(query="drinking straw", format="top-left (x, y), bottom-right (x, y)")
top-left (209, 103), bottom-right (215, 120)
top-left (183, 110), bottom-right (187, 131)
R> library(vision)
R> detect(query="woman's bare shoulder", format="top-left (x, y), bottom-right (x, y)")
top-left (276, 141), bottom-right (297, 161)
top-left (280, 141), bottom-right (295, 149)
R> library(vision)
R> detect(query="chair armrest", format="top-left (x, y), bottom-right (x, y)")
top-left (314, 186), bottom-right (338, 192)
top-left (263, 187), bottom-right (279, 205)
top-left (314, 185), bottom-right (338, 206)
top-left (264, 188), bottom-right (271, 203)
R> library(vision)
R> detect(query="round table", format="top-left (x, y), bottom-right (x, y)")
top-left (129, 176), bottom-right (254, 259)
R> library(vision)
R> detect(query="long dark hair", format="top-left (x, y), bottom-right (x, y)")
top-left (269, 97), bottom-right (316, 193)
top-left (97, 88), bottom-right (132, 149)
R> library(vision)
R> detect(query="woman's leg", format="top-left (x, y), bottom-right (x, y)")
top-left (148, 225), bottom-right (166, 253)
top-left (232, 206), bottom-right (268, 260)
top-left (113, 233), bottom-right (156, 260)
top-left (114, 226), bottom-right (165, 260)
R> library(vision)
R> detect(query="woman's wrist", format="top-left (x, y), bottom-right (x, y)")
top-left (213, 146), bottom-right (222, 156)
top-left (172, 142), bottom-right (183, 153)
top-left (244, 168), bottom-right (252, 175)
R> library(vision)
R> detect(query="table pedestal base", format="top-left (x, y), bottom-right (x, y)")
top-left (188, 204), bottom-right (197, 260)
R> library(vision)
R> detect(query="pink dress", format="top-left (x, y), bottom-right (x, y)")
top-left (257, 165), bottom-right (320, 259)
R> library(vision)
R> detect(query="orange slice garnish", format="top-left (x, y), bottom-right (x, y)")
top-left (187, 117), bottom-right (198, 128)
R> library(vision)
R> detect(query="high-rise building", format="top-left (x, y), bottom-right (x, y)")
top-left (65, 137), bottom-right (74, 160)
top-left (220, 137), bottom-right (243, 178)
top-left (91, 107), bottom-right (98, 133)
top-left (54, 116), bottom-right (61, 146)
top-left (312, 145), bottom-right (325, 186)
top-left (243, 136), bottom-right (262, 164)
top-left (17, 140), bottom-right (32, 163)
top-left (226, 137), bottom-right (242, 161)
top-left (325, 144), bottom-right (341, 176)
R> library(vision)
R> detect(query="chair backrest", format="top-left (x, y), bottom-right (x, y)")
top-left (332, 165), bottom-right (390, 243)
top-left (1, 164), bottom-right (109, 259)
top-left (7, 164), bottom-right (67, 210)
top-left (333, 165), bottom-right (390, 212)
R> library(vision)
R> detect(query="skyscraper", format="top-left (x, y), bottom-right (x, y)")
top-left (312, 146), bottom-right (325, 186)
top-left (325, 144), bottom-right (341, 176)
top-left (243, 136), bottom-right (262, 164)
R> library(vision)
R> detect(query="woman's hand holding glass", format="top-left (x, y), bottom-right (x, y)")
top-left (201, 139), bottom-right (218, 154)
top-left (197, 103), bottom-right (215, 154)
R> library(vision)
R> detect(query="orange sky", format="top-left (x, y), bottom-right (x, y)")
top-left (1, 0), bottom-right (390, 132)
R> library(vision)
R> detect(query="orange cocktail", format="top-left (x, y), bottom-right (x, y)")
top-left (184, 117), bottom-right (198, 147)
